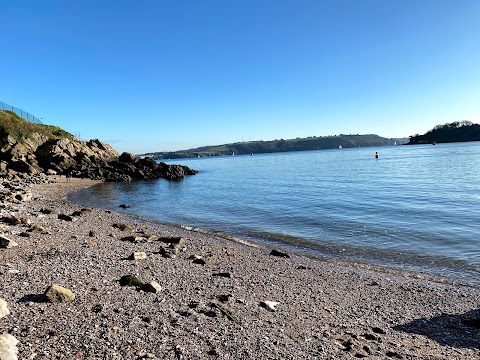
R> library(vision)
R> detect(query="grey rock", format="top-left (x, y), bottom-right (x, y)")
top-left (259, 300), bottom-right (280, 312)
top-left (131, 251), bottom-right (147, 260)
top-left (0, 236), bottom-right (18, 249)
top-left (142, 281), bottom-right (162, 294)
top-left (119, 275), bottom-right (143, 288)
top-left (44, 284), bottom-right (75, 303)
top-left (121, 235), bottom-right (144, 243)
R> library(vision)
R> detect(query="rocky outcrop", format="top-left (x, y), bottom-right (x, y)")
top-left (69, 152), bottom-right (197, 182)
top-left (0, 126), bottom-right (197, 181)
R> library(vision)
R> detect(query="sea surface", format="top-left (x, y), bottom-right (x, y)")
top-left (70, 142), bottom-right (480, 285)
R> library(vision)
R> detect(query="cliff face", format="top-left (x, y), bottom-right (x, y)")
top-left (0, 110), bottom-right (197, 181)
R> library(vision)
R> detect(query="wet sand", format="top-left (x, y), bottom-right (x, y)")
top-left (0, 177), bottom-right (478, 359)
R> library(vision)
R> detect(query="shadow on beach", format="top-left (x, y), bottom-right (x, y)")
top-left (394, 308), bottom-right (480, 350)
top-left (18, 294), bottom-right (45, 303)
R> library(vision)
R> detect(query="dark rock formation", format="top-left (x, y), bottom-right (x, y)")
top-left (0, 110), bottom-right (197, 181)
top-left (72, 154), bottom-right (197, 182)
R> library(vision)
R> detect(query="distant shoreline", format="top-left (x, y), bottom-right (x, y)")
top-left (142, 134), bottom-right (407, 159)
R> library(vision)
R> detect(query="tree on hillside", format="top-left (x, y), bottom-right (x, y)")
top-left (408, 121), bottom-right (480, 144)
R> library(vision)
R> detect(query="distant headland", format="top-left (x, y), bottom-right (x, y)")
top-left (142, 134), bottom-right (408, 159)
top-left (407, 121), bottom-right (480, 145)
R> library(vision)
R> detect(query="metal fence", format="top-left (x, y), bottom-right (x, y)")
top-left (0, 101), bottom-right (43, 124)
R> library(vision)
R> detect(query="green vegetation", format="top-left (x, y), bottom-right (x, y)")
top-left (144, 134), bottom-right (407, 159)
top-left (0, 110), bottom-right (74, 141)
top-left (407, 121), bottom-right (480, 145)
top-left (41, 124), bottom-right (74, 139)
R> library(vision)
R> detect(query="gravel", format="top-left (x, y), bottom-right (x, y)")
top-left (0, 176), bottom-right (478, 359)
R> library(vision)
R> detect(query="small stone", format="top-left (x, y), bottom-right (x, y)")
top-left (269, 249), bottom-right (290, 258)
top-left (0, 236), bottom-right (18, 249)
top-left (30, 225), bottom-right (45, 233)
top-left (40, 208), bottom-right (57, 215)
top-left (143, 233), bottom-right (158, 240)
top-left (0, 333), bottom-right (19, 359)
top-left (142, 281), bottom-right (162, 294)
top-left (160, 236), bottom-right (186, 246)
top-left (113, 223), bottom-right (134, 232)
top-left (88, 230), bottom-right (96, 237)
top-left (158, 247), bottom-right (176, 258)
top-left (131, 252), bottom-right (147, 260)
top-left (119, 275), bottom-right (143, 288)
top-left (91, 304), bottom-right (102, 313)
top-left (121, 236), bottom-right (143, 243)
top-left (71, 208), bottom-right (91, 217)
top-left (20, 217), bottom-right (31, 225)
top-left (44, 284), bottom-right (75, 303)
top-left (15, 192), bottom-right (32, 202)
top-left (0, 298), bottom-right (10, 318)
top-left (259, 300), bottom-right (280, 312)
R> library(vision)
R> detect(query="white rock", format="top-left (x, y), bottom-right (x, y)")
top-left (132, 252), bottom-right (147, 260)
top-left (260, 300), bottom-right (280, 312)
top-left (0, 333), bottom-right (19, 360)
top-left (143, 281), bottom-right (162, 294)
top-left (0, 299), bottom-right (10, 319)
top-left (0, 236), bottom-right (18, 249)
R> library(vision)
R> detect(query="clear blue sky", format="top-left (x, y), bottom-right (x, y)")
top-left (2, 0), bottom-right (479, 154)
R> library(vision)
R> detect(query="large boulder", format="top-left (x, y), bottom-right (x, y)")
top-left (0, 112), bottom-right (197, 181)
top-left (35, 138), bottom-right (119, 170)
top-left (44, 284), bottom-right (75, 303)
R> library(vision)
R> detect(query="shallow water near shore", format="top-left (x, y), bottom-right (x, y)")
top-left (70, 142), bottom-right (480, 285)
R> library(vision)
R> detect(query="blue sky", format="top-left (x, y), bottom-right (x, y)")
top-left (2, 0), bottom-right (479, 154)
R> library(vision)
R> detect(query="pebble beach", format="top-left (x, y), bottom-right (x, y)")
top-left (0, 176), bottom-right (478, 359)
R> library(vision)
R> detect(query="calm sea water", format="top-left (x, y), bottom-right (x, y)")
top-left (70, 142), bottom-right (480, 285)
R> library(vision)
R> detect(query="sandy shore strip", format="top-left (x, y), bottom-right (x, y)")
top-left (0, 177), bottom-right (478, 359)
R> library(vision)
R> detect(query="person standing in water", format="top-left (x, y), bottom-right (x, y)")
top-left (375, 152), bottom-right (379, 159)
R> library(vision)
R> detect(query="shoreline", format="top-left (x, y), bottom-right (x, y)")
top-left (0, 177), bottom-right (479, 358)
top-left (69, 181), bottom-right (480, 289)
